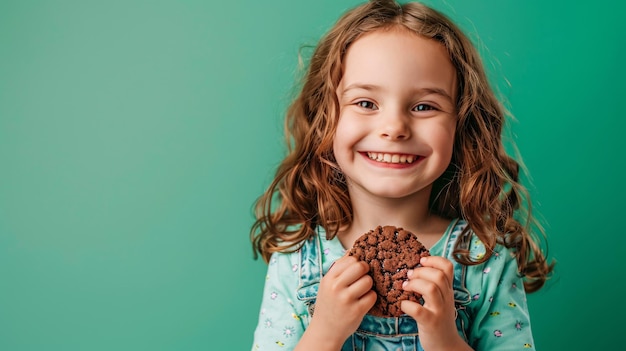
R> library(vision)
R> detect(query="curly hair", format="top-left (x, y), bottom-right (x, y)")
top-left (251, 0), bottom-right (553, 293)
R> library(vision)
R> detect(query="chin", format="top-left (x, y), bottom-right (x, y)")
top-left (366, 187), bottom-right (425, 200)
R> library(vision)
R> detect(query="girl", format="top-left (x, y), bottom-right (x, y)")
top-left (250, 1), bottom-right (553, 350)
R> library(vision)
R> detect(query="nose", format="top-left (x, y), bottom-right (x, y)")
top-left (379, 108), bottom-right (410, 141)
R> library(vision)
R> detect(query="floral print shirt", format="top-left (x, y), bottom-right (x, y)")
top-left (251, 219), bottom-right (536, 350)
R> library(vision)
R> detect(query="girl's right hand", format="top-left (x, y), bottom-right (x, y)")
top-left (297, 255), bottom-right (376, 350)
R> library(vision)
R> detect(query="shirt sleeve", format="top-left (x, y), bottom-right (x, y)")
top-left (251, 252), bottom-right (308, 351)
top-left (466, 243), bottom-right (536, 351)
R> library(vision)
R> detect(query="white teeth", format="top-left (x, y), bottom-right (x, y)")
top-left (367, 152), bottom-right (417, 164)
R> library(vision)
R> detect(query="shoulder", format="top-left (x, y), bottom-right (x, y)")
top-left (264, 250), bottom-right (301, 297)
top-left (446, 219), bottom-right (517, 263)
top-left (316, 226), bottom-right (347, 260)
top-left (267, 226), bottom-right (344, 279)
top-left (267, 250), bottom-right (300, 271)
top-left (302, 226), bottom-right (345, 275)
top-left (439, 218), bottom-right (484, 260)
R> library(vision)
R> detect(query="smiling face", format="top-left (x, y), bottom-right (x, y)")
top-left (333, 27), bottom-right (457, 204)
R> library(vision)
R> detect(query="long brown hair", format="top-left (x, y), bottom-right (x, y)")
top-left (251, 0), bottom-right (553, 292)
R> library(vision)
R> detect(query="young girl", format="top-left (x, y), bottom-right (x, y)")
top-left (250, 1), bottom-right (553, 350)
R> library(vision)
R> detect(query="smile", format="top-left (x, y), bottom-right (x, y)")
top-left (366, 152), bottom-right (418, 164)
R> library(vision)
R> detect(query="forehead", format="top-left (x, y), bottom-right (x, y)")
top-left (339, 28), bottom-right (457, 99)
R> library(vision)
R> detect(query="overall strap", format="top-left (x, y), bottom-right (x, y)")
top-left (296, 229), bottom-right (323, 308)
top-left (440, 218), bottom-right (472, 306)
top-left (441, 218), bottom-right (482, 341)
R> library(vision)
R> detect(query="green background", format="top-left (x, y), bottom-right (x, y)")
top-left (0, 0), bottom-right (623, 350)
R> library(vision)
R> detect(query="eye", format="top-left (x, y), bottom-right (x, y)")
top-left (355, 100), bottom-right (378, 110)
top-left (413, 103), bottom-right (437, 112)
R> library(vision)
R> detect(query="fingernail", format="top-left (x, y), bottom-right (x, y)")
top-left (407, 269), bottom-right (413, 277)
top-left (402, 280), bottom-right (408, 288)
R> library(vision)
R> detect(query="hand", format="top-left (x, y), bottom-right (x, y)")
top-left (401, 256), bottom-right (472, 351)
top-left (298, 255), bottom-right (376, 350)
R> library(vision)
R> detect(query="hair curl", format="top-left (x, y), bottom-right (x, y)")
top-left (251, 0), bottom-right (553, 293)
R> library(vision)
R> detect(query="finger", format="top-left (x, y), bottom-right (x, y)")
top-left (419, 256), bottom-right (454, 282)
top-left (347, 272), bottom-right (373, 297)
top-left (326, 255), bottom-right (355, 274)
top-left (407, 266), bottom-right (453, 294)
top-left (402, 278), bottom-right (445, 307)
top-left (327, 257), bottom-right (370, 287)
top-left (326, 256), bottom-right (360, 277)
top-left (341, 260), bottom-right (370, 285)
top-left (357, 289), bottom-right (377, 310)
top-left (400, 299), bottom-right (431, 322)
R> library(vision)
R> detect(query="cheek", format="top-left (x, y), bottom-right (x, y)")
top-left (331, 138), bottom-right (340, 162)
top-left (333, 118), bottom-right (350, 149)
top-left (432, 123), bottom-right (456, 158)
top-left (443, 128), bottom-right (456, 150)
top-left (332, 133), bottom-right (348, 165)
top-left (332, 118), bottom-right (356, 165)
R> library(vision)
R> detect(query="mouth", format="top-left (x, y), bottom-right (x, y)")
top-left (366, 152), bottom-right (420, 164)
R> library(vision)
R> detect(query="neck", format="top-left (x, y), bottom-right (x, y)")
top-left (337, 186), bottom-right (449, 249)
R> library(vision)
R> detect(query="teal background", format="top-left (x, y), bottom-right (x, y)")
top-left (0, 0), bottom-right (623, 350)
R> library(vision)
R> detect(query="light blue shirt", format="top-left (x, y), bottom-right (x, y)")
top-left (251, 220), bottom-right (535, 350)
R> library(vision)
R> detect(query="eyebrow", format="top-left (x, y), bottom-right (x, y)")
top-left (340, 83), bottom-right (380, 97)
top-left (341, 83), bottom-right (454, 102)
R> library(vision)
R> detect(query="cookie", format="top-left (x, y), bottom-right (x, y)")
top-left (348, 225), bottom-right (430, 317)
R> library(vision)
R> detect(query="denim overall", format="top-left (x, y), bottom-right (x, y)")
top-left (296, 219), bottom-right (471, 351)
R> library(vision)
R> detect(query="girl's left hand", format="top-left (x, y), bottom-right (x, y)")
top-left (400, 256), bottom-right (472, 351)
